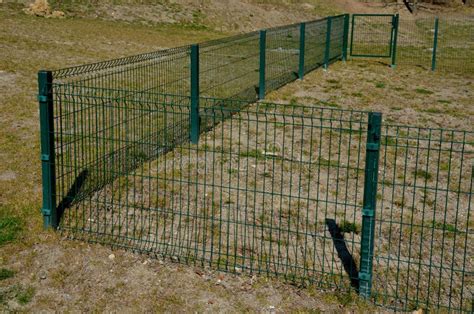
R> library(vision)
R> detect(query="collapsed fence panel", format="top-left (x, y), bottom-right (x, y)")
top-left (373, 127), bottom-right (473, 312)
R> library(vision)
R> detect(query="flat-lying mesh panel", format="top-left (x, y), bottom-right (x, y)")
top-left (60, 96), bottom-right (370, 289)
top-left (351, 15), bottom-right (393, 57)
top-left (373, 126), bottom-right (474, 312)
top-left (200, 32), bottom-right (260, 101)
top-left (304, 19), bottom-right (327, 74)
top-left (437, 17), bottom-right (474, 74)
top-left (265, 23), bottom-right (301, 93)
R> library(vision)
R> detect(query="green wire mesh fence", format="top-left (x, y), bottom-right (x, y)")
top-left (350, 14), bottom-right (474, 73)
top-left (374, 126), bottom-right (473, 312)
top-left (38, 12), bottom-right (473, 313)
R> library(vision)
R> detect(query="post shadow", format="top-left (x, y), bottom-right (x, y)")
top-left (56, 169), bottom-right (89, 223)
top-left (325, 218), bottom-right (360, 291)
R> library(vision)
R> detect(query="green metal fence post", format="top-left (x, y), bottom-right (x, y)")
top-left (342, 14), bottom-right (350, 61)
top-left (190, 44), bottom-right (200, 144)
top-left (259, 30), bottom-right (267, 100)
top-left (324, 16), bottom-right (333, 70)
top-left (38, 70), bottom-right (57, 229)
top-left (391, 14), bottom-right (399, 68)
top-left (359, 112), bottom-right (382, 298)
top-left (431, 17), bottom-right (439, 71)
top-left (298, 23), bottom-right (306, 80)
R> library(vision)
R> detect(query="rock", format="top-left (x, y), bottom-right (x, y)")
top-left (39, 270), bottom-right (47, 280)
top-left (108, 253), bottom-right (115, 260)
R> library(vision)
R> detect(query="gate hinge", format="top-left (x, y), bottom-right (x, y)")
top-left (362, 207), bottom-right (374, 217)
top-left (41, 154), bottom-right (50, 162)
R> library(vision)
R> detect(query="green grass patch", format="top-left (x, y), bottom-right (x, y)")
top-left (0, 215), bottom-right (23, 246)
top-left (375, 82), bottom-right (386, 88)
top-left (16, 286), bottom-right (35, 305)
top-left (339, 220), bottom-right (360, 234)
top-left (437, 99), bottom-right (451, 104)
top-left (423, 108), bottom-right (443, 114)
top-left (432, 221), bottom-right (459, 233)
top-left (413, 169), bottom-right (432, 180)
top-left (415, 88), bottom-right (434, 95)
top-left (0, 268), bottom-right (15, 281)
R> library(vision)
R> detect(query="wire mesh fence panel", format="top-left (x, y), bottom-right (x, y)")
top-left (329, 15), bottom-right (346, 62)
top-left (350, 14), bottom-right (394, 57)
top-left (373, 126), bottom-right (474, 312)
top-left (200, 32), bottom-right (260, 101)
top-left (59, 96), bottom-right (371, 289)
top-left (436, 17), bottom-right (474, 74)
top-left (396, 17), bottom-right (434, 69)
top-left (304, 19), bottom-right (328, 74)
top-left (52, 90), bottom-right (191, 217)
top-left (265, 23), bottom-right (301, 93)
top-left (52, 46), bottom-right (191, 94)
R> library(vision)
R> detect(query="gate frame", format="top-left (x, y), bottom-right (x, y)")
top-left (349, 13), bottom-right (399, 62)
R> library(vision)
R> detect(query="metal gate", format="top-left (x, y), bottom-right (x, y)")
top-left (350, 14), bottom-right (399, 66)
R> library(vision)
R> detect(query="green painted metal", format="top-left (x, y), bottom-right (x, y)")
top-left (350, 14), bottom-right (395, 59)
top-left (324, 17), bottom-right (332, 69)
top-left (391, 14), bottom-right (399, 68)
top-left (359, 112), bottom-right (382, 299)
top-left (190, 44), bottom-right (200, 144)
top-left (342, 14), bottom-right (350, 61)
top-left (38, 70), bottom-right (57, 229)
top-left (259, 29), bottom-right (266, 99)
top-left (431, 17), bottom-right (439, 71)
top-left (298, 23), bottom-right (306, 79)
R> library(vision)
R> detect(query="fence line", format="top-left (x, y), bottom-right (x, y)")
top-left (38, 12), bottom-right (473, 313)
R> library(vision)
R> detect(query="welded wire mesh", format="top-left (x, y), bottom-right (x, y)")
top-left (50, 15), bottom-right (347, 228)
top-left (265, 23), bottom-right (301, 93)
top-left (60, 95), bottom-right (370, 290)
top-left (329, 15), bottom-right (347, 61)
top-left (200, 32), bottom-right (260, 101)
top-left (373, 126), bottom-right (474, 312)
top-left (437, 17), bottom-right (474, 73)
top-left (350, 14), bottom-right (394, 57)
top-left (304, 19), bottom-right (328, 73)
top-left (396, 17), bottom-right (434, 69)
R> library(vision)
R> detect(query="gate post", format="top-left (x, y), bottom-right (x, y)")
top-left (324, 16), bottom-right (333, 70)
top-left (38, 70), bottom-right (58, 229)
top-left (342, 14), bottom-right (350, 61)
top-left (359, 112), bottom-right (382, 298)
top-left (259, 30), bottom-right (267, 100)
top-left (431, 17), bottom-right (439, 71)
top-left (190, 44), bottom-right (200, 144)
top-left (391, 14), bottom-right (399, 68)
top-left (298, 22), bottom-right (306, 80)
